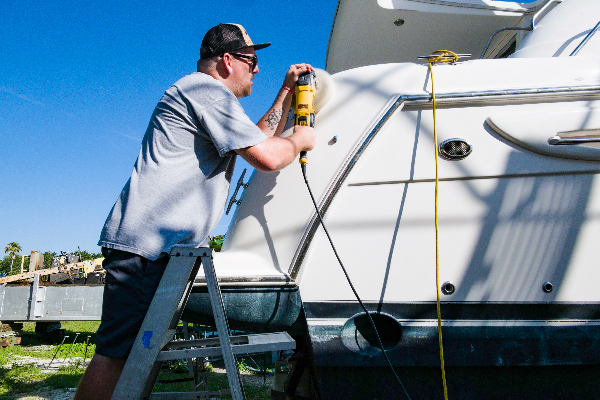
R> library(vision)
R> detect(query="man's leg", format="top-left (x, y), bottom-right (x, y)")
top-left (73, 248), bottom-right (170, 399)
top-left (73, 354), bottom-right (126, 400)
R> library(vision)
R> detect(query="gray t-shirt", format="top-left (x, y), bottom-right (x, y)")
top-left (98, 72), bottom-right (266, 260)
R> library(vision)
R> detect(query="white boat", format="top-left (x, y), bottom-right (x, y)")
top-left (184, 0), bottom-right (600, 398)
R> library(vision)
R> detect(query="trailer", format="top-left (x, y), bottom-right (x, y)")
top-left (0, 258), bottom-right (105, 324)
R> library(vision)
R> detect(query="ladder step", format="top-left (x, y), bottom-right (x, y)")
top-left (163, 335), bottom-right (247, 350)
top-left (157, 332), bottom-right (296, 361)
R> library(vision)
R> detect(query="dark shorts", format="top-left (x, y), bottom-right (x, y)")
top-left (95, 248), bottom-right (170, 358)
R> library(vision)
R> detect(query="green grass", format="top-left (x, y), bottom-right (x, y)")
top-left (0, 321), bottom-right (100, 398)
top-left (0, 364), bottom-right (84, 399)
top-left (0, 364), bottom-right (270, 400)
top-left (0, 321), bottom-right (271, 399)
top-left (0, 363), bottom-right (44, 397)
top-left (0, 321), bottom-right (99, 365)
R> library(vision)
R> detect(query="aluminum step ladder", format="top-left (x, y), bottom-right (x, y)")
top-left (111, 247), bottom-right (296, 400)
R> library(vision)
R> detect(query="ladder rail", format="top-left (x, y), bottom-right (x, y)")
top-left (200, 251), bottom-right (245, 400)
top-left (140, 253), bottom-right (204, 399)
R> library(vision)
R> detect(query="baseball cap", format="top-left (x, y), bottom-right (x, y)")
top-left (200, 23), bottom-right (271, 59)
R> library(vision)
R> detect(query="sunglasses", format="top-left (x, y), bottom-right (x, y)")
top-left (229, 52), bottom-right (258, 69)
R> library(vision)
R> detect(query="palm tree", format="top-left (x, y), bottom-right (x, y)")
top-left (4, 242), bottom-right (22, 274)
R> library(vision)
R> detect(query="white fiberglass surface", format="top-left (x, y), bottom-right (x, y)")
top-left (298, 104), bottom-right (600, 303)
top-left (220, 64), bottom-right (414, 278)
top-left (512, 0), bottom-right (600, 58)
top-left (301, 174), bottom-right (600, 302)
top-left (349, 103), bottom-right (600, 185)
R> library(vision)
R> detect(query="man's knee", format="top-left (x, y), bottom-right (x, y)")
top-left (89, 353), bottom-right (126, 370)
top-left (74, 354), bottom-right (127, 400)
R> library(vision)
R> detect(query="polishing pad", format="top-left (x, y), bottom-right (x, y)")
top-left (314, 68), bottom-right (335, 114)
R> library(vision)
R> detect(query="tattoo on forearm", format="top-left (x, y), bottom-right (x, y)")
top-left (265, 109), bottom-right (283, 130)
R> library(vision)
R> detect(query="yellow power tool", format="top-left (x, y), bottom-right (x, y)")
top-left (295, 71), bottom-right (316, 164)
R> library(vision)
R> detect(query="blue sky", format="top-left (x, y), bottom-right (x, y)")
top-left (1, 1), bottom-right (337, 255)
top-left (1, 0), bottom-right (528, 256)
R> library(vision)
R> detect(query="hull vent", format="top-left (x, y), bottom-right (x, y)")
top-left (439, 138), bottom-right (472, 160)
top-left (341, 312), bottom-right (402, 356)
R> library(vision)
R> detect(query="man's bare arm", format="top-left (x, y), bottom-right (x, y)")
top-left (234, 125), bottom-right (315, 172)
top-left (257, 63), bottom-right (314, 137)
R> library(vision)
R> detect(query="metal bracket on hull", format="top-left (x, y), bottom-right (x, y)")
top-left (226, 168), bottom-right (249, 215)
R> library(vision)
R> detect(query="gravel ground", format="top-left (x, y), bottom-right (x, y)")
top-left (11, 388), bottom-right (76, 400)
top-left (3, 355), bottom-right (87, 372)
top-left (214, 366), bottom-right (274, 388)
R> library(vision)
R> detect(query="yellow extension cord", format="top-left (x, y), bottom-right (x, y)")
top-left (425, 50), bottom-right (458, 400)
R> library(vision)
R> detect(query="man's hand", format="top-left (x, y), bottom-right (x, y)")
top-left (291, 125), bottom-right (316, 153)
top-left (283, 64), bottom-right (315, 91)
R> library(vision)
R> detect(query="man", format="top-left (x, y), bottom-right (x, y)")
top-left (74, 23), bottom-right (315, 400)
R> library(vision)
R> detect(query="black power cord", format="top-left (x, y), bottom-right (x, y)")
top-left (300, 163), bottom-right (411, 400)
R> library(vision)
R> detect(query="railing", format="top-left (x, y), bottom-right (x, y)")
top-left (479, 27), bottom-right (532, 59)
top-left (531, 0), bottom-right (562, 30)
top-left (570, 21), bottom-right (600, 56)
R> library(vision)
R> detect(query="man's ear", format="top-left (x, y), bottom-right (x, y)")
top-left (221, 53), bottom-right (234, 75)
